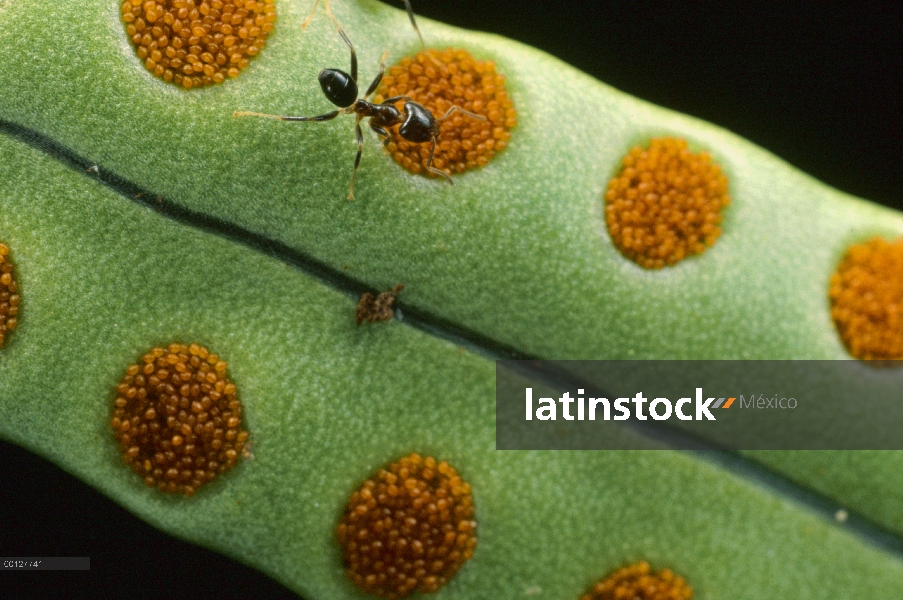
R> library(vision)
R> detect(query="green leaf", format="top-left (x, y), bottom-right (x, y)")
top-left (2, 0), bottom-right (903, 598)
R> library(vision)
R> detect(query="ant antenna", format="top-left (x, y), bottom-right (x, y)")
top-left (436, 105), bottom-right (486, 123)
top-left (401, 0), bottom-right (426, 48)
top-left (302, 0), bottom-right (425, 48)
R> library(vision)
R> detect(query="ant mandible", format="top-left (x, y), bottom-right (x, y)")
top-left (302, 0), bottom-right (425, 48)
top-left (234, 25), bottom-right (485, 199)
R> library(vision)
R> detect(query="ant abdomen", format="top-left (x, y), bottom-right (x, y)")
top-left (318, 69), bottom-right (358, 108)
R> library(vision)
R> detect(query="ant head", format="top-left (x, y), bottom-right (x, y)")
top-left (398, 101), bottom-right (439, 144)
top-left (318, 69), bottom-right (358, 108)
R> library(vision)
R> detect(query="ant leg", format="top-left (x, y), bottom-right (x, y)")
top-left (436, 105), bottom-right (487, 123)
top-left (401, 0), bottom-right (425, 48)
top-left (348, 118), bottom-right (365, 199)
top-left (301, 0), bottom-right (322, 29)
top-left (364, 51), bottom-right (390, 99)
top-left (380, 95), bottom-right (416, 106)
top-left (323, 0), bottom-right (342, 30)
top-left (334, 25), bottom-right (358, 83)
top-left (424, 137), bottom-right (453, 184)
top-left (233, 109), bottom-right (343, 122)
top-left (303, 0), bottom-right (423, 48)
top-left (302, 0), bottom-right (343, 30)
top-left (369, 120), bottom-right (391, 142)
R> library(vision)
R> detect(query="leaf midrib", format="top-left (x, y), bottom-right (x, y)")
top-left (3, 115), bottom-right (903, 566)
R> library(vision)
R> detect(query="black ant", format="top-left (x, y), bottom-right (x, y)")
top-left (234, 25), bottom-right (485, 199)
top-left (302, 0), bottom-right (425, 48)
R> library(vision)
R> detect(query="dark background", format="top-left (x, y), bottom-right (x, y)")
top-left (420, 0), bottom-right (903, 208)
top-left (418, 1), bottom-right (903, 211)
top-left (2, 2), bottom-right (901, 599)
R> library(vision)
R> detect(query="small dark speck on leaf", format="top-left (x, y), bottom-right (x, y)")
top-left (356, 284), bottom-right (405, 326)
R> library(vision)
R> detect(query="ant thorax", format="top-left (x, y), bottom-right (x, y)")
top-left (356, 101), bottom-right (404, 130)
top-left (397, 102), bottom-right (439, 143)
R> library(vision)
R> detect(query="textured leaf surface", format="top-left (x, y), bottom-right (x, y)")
top-left (2, 0), bottom-right (903, 597)
top-left (2, 0), bottom-right (901, 360)
top-left (2, 133), bottom-right (902, 598)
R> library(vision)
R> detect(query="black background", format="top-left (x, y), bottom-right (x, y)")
top-left (417, 1), bottom-right (903, 211)
top-left (2, 2), bottom-right (901, 599)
